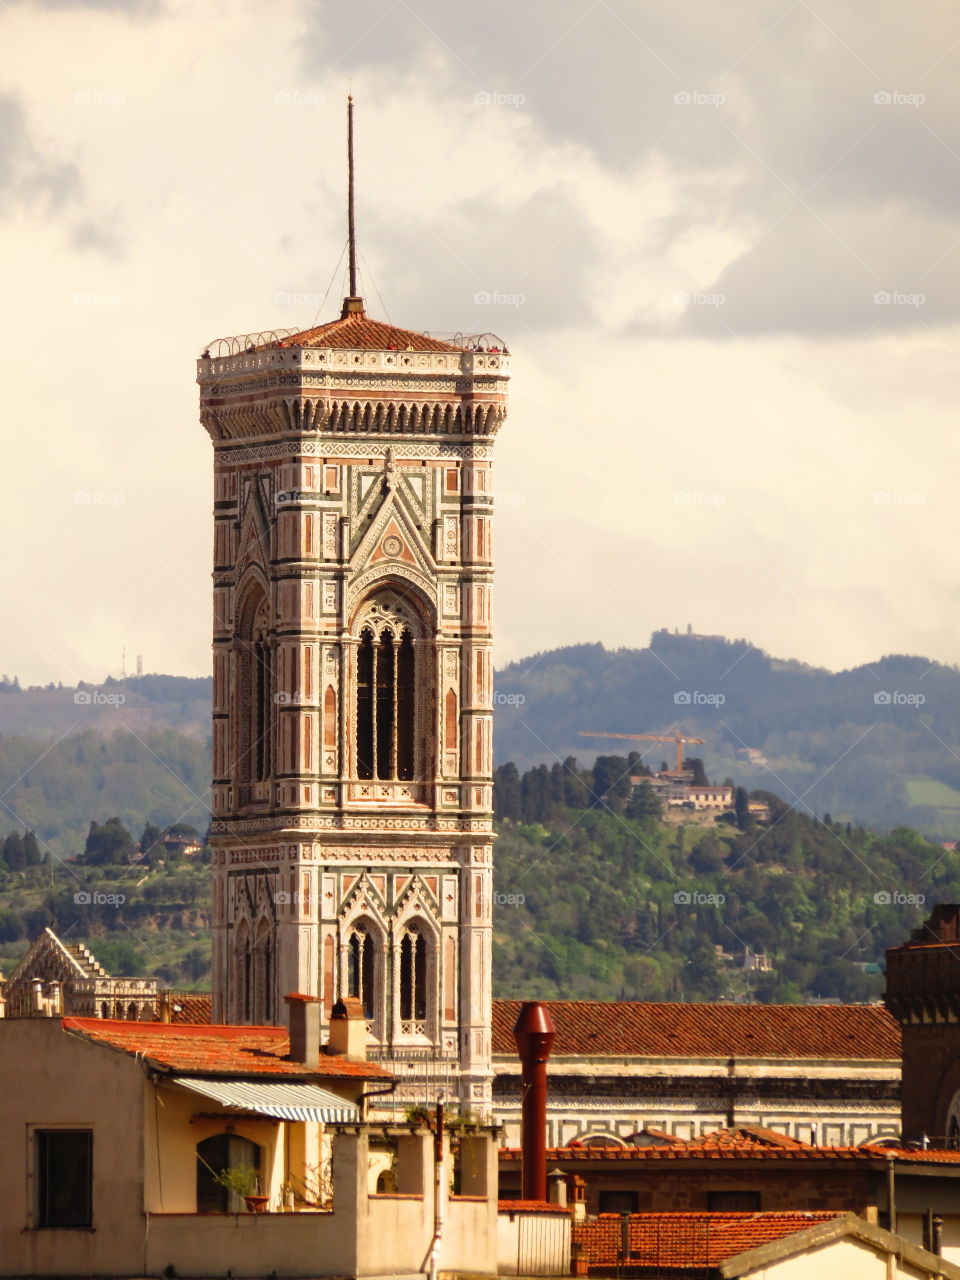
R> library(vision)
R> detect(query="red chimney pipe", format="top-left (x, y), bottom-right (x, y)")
top-left (513, 1001), bottom-right (556, 1201)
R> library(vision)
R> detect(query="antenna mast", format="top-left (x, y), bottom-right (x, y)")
top-left (347, 95), bottom-right (358, 299)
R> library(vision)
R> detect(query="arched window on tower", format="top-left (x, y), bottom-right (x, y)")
top-left (346, 922), bottom-right (376, 1021)
top-left (235, 587), bottom-right (273, 791)
top-left (236, 921), bottom-right (253, 1024)
top-left (399, 926), bottom-right (429, 1028)
top-left (255, 919), bottom-right (275, 1024)
top-left (353, 594), bottom-right (426, 784)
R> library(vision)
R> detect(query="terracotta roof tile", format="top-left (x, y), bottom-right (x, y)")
top-left (498, 1200), bottom-right (570, 1214)
top-left (62, 1018), bottom-right (389, 1080)
top-left (277, 310), bottom-right (462, 353)
top-left (573, 1211), bottom-right (843, 1269)
top-left (167, 992), bottom-right (212, 1024)
top-left (492, 999), bottom-right (899, 1060)
top-left (501, 1130), bottom-right (960, 1166)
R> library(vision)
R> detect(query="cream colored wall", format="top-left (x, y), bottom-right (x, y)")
top-left (0, 1023), bottom-right (499, 1279)
top-left (0, 1020), bottom-right (147, 1277)
top-left (746, 1237), bottom-right (940, 1279)
top-left (145, 1212), bottom-right (355, 1278)
top-left (145, 1082), bottom-right (287, 1212)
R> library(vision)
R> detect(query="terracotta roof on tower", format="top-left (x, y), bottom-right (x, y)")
top-left (62, 1017), bottom-right (389, 1079)
top-left (490, 999), bottom-right (900, 1060)
top-left (277, 306), bottom-right (463, 353)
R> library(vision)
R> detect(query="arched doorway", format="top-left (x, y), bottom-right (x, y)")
top-left (196, 1133), bottom-right (262, 1213)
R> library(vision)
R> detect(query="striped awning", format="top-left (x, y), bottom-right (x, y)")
top-left (172, 1077), bottom-right (360, 1123)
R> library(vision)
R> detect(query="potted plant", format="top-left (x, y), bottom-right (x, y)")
top-left (212, 1164), bottom-right (268, 1213)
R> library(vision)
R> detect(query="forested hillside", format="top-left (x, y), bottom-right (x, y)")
top-left (0, 755), bottom-right (952, 1004)
top-left (494, 631), bottom-right (960, 833)
top-left (3, 628), bottom-right (960, 836)
top-left (491, 757), bottom-right (956, 1004)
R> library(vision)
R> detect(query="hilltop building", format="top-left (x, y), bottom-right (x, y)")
top-left (198, 285), bottom-right (508, 1114)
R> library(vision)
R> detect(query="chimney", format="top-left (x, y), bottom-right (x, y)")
top-left (285, 993), bottom-right (321, 1066)
top-left (327, 997), bottom-right (367, 1060)
top-left (157, 991), bottom-right (172, 1024)
top-left (547, 1167), bottom-right (568, 1207)
top-left (48, 981), bottom-right (63, 1016)
top-left (31, 978), bottom-right (45, 1017)
top-left (513, 1001), bottom-right (556, 1202)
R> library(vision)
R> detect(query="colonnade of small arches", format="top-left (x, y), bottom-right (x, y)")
top-left (323, 399), bottom-right (502, 436)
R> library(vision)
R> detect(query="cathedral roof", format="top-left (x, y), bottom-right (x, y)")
top-left (62, 1017), bottom-right (389, 1080)
top-left (491, 999), bottom-right (900, 1061)
top-left (501, 1134), bottom-right (960, 1165)
top-left (276, 299), bottom-right (464, 353)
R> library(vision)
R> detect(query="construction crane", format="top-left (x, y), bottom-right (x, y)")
top-left (578, 730), bottom-right (706, 776)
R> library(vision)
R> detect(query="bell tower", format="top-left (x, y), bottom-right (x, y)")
top-left (197, 103), bottom-right (508, 1114)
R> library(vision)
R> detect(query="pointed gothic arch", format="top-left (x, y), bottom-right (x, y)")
top-left (234, 579), bottom-right (273, 792)
top-left (341, 915), bottom-right (382, 1024)
top-left (235, 918), bottom-right (253, 1024)
top-left (254, 916), bottom-right (275, 1024)
top-left (350, 583), bottom-right (433, 787)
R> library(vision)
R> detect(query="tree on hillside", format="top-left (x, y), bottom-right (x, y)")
top-left (22, 831), bottom-right (42, 867)
top-left (626, 782), bottom-right (663, 823)
top-left (734, 786), bottom-right (750, 831)
top-left (685, 757), bottom-right (709, 785)
top-left (3, 831), bottom-right (25, 870)
top-left (83, 817), bottom-right (135, 866)
top-left (590, 755), bottom-right (634, 814)
top-left (138, 822), bottom-right (165, 862)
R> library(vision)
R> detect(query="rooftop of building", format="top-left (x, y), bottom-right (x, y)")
top-left (164, 991), bottom-right (213, 1024)
top-left (61, 1017), bottom-right (389, 1080)
top-left (573, 1211), bottom-right (845, 1271)
top-left (491, 998), bottom-right (900, 1061)
top-left (500, 1126), bottom-right (960, 1166)
top-left (200, 298), bottom-right (508, 360)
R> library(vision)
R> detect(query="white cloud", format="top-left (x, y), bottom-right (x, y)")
top-left (0, 0), bottom-right (957, 686)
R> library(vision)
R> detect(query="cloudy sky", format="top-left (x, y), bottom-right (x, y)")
top-left (1, 0), bottom-right (958, 685)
